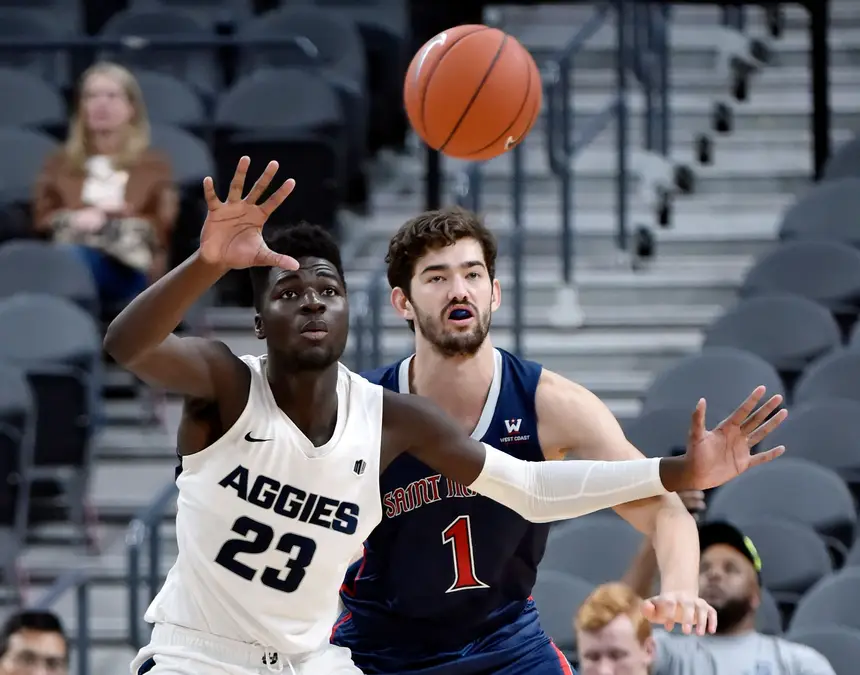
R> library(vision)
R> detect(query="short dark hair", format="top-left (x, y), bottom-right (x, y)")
top-left (385, 207), bottom-right (497, 295)
top-left (0, 610), bottom-right (67, 659)
top-left (249, 223), bottom-right (345, 312)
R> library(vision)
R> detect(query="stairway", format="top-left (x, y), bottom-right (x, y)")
top-left (10, 4), bottom-right (857, 674)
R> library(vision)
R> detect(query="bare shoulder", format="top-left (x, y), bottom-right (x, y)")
top-left (536, 369), bottom-right (628, 459)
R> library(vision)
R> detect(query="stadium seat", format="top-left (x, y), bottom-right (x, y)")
top-left (795, 351), bottom-right (860, 407)
top-left (850, 321), bottom-right (860, 350)
top-left (133, 70), bottom-right (206, 129)
top-left (0, 127), bottom-right (58, 205)
top-left (213, 68), bottom-right (347, 231)
top-left (779, 178), bottom-right (860, 248)
top-left (99, 8), bottom-right (220, 95)
top-left (642, 347), bottom-right (784, 415)
top-left (0, 294), bottom-right (102, 542)
top-left (706, 458), bottom-right (857, 563)
top-left (787, 626), bottom-right (860, 675)
top-left (0, 68), bottom-right (65, 133)
top-left (728, 518), bottom-right (832, 604)
top-left (822, 136), bottom-right (860, 182)
top-left (0, 361), bottom-right (35, 603)
top-left (702, 295), bottom-right (840, 388)
top-left (762, 399), bottom-right (860, 491)
top-left (129, 0), bottom-right (253, 28)
top-left (757, 588), bottom-right (783, 636)
top-left (0, 8), bottom-right (73, 86)
top-left (739, 241), bottom-right (860, 335)
top-left (531, 570), bottom-right (593, 659)
top-left (540, 518), bottom-right (644, 586)
top-left (237, 5), bottom-right (369, 204)
top-left (0, 240), bottom-right (99, 316)
top-left (790, 568), bottom-right (860, 634)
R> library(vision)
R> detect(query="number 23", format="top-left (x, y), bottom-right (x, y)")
top-left (215, 516), bottom-right (316, 593)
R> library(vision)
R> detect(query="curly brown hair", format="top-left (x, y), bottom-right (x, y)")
top-left (385, 207), bottom-right (498, 295)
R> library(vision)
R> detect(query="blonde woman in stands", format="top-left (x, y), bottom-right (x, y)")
top-left (33, 62), bottom-right (177, 309)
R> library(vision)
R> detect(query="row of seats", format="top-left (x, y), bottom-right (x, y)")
top-left (529, 134), bottom-right (860, 671)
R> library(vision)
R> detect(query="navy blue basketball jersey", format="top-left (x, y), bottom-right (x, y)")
top-left (337, 348), bottom-right (551, 651)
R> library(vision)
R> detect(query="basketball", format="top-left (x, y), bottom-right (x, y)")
top-left (404, 25), bottom-right (543, 162)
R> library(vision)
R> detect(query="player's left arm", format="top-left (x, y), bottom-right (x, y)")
top-left (534, 369), bottom-right (700, 596)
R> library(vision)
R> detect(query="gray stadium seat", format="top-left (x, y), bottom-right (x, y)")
top-left (779, 178), bottom-right (860, 248)
top-left (762, 399), bottom-right (860, 489)
top-left (133, 70), bottom-right (205, 128)
top-left (789, 568), bottom-right (860, 634)
top-left (706, 458), bottom-right (857, 563)
top-left (0, 240), bottom-right (98, 315)
top-left (0, 68), bottom-right (65, 130)
top-left (851, 321), bottom-right (860, 350)
top-left (129, 0), bottom-right (253, 28)
top-left (702, 295), bottom-right (840, 384)
top-left (728, 518), bottom-right (832, 603)
top-left (0, 8), bottom-right (72, 86)
top-left (149, 124), bottom-right (215, 189)
top-left (794, 351), bottom-right (860, 407)
top-left (214, 68), bottom-right (347, 230)
top-left (642, 347), bottom-right (785, 415)
top-left (0, 294), bottom-right (102, 542)
top-left (846, 538), bottom-right (860, 567)
top-left (757, 588), bottom-right (783, 636)
top-left (0, 362), bottom-right (35, 603)
top-left (0, 127), bottom-right (58, 205)
top-left (787, 627), bottom-right (860, 675)
top-left (624, 403), bottom-right (736, 459)
top-left (739, 241), bottom-right (860, 332)
top-left (540, 518), bottom-right (644, 586)
top-left (531, 570), bottom-right (594, 658)
top-left (99, 8), bottom-right (219, 94)
top-left (823, 136), bottom-right (860, 182)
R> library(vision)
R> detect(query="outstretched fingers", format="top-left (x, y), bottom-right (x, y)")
top-left (687, 398), bottom-right (707, 446)
top-left (244, 160), bottom-right (280, 205)
top-left (739, 394), bottom-right (783, 435)
top-left (202, 176), bottom-right (220, 211)
top-left (747, 408), bottom-right (789, 446)
top-left (260, 178), bottom-right (297, 217)
top-left (259, 243), bottom-right (299, 271)
top-left (746, 445), bottom-right (785, 470)
top-left (725, 386), bottom-right (766, 426)
top-left (227, 156), bottom-right (251, 203)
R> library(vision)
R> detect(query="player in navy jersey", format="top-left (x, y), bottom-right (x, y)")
top-left (332, 207), bottom-right (788, 675)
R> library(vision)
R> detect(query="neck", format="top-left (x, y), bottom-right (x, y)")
top-left (266, 354), bottom-right (340, 445)
top-left (717, 615), bottom-right (757, 637)
top-left (89, 129), bottom-right (123, 156)
top-left (410, 336), bottom-right (496, 406)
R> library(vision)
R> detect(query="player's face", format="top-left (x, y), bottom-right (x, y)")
top-left (0, 628), bottom-right (67, 675)
top-left (81, 72), bottom-right (133, 133)
top-left (394, 237), bottom-right (500, 357)
top-left (256, 257), bottom-right (349, 371)
top-left (577, 615), bottom-right (655, 675)
top-left (699, 544), bottom-right (759, 632)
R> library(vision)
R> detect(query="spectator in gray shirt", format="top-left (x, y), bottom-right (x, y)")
top-left (622, 492), bottom-right (835, 675)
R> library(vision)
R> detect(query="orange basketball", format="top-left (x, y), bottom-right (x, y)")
top-left (404, 25), bottom-right (542, 162)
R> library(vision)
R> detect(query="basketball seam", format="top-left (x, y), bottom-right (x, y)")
top-left (418, 27), bottom-right (492, 139)
top-left (467, 50), bottom-right (534, 156)
top-left (439, 35), bottom-right (509, 153)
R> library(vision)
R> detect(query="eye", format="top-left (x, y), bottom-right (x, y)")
top-left (467, 271), bottom-right (480, 279)
top-left (280, 289), bottom-right (298, 299)
top-left (429, 275), bottom-right (444, 283)
top-left (322, 287), bottom-right (338, 297)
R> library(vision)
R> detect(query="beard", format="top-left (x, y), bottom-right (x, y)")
top-left (713, 596), bottom-right (755, 634)
top-left (414, 302), bottom-right (491, 358)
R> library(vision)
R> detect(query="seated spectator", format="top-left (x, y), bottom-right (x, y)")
top-left (32, 62), bottom-right (177, 310)
top-left (621, 492), bottom-right (836, 675)
top-left (0, 609), bottom-right (67, 675)
top-left (575, 582), bottom-right (656, 675)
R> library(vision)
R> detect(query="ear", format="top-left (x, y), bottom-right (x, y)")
top-left (254, 313), bottom-right (265, 340)
top-left (391, 287), bottom-right (415, 323)
top-left (491, 278), bottom-right (501, 313)
top-left (750, 584), bottom-right (761, 612)
top-left (642, 635), bottom-right (657, 665)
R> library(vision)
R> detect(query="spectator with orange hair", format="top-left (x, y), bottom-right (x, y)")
top-left (575, 582), bottom-right (656, 675)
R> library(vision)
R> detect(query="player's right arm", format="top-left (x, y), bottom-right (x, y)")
top-left (104, 156), bottom-right (298, 400)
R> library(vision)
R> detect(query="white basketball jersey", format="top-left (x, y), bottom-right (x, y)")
top-left (145, 355), bottom-right (383, 655)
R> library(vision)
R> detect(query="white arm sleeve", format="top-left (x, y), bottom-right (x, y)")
top-left (468, 443), bottom-right (668, 523)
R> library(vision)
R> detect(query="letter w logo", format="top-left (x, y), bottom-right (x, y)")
top-left (504, 419), bottom-right (522, 434)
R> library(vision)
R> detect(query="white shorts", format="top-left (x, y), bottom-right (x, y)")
top-left (130, 623), bottom-right (363, 675)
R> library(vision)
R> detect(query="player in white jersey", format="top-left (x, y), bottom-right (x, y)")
top-left (105, 157), bottom-right (785, 675)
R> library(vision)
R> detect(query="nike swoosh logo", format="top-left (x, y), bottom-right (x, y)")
top-left (244, 432), bottom-right (272, 443)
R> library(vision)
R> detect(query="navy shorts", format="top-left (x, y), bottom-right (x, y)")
top-left (332, 600), bottom-right (576, 675)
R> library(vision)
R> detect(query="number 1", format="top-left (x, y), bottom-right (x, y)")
top-left (441, 515), bottom-right (489, 593)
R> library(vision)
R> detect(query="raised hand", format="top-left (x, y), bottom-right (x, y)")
top-left (199, 156), bottom-right (298, 271)
top-left (641, 591), bottom-right (717, 636)
top-left (682, 387), bottom-right (788, 491)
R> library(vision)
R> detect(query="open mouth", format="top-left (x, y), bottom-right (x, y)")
top-left (300, 320), bottom-right (329, 341)
top-left (447, 306), bottom-right (474, 322)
